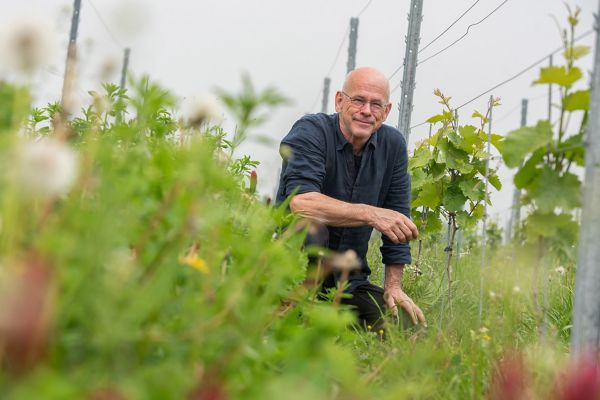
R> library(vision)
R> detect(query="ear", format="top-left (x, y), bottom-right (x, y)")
top-left (382, 102), bottom-right (393, 120)
top-left (334, 91), bottom-right (343, 113)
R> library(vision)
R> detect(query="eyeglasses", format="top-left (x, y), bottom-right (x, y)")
top-left (341, 91), bottom-right (388, 113)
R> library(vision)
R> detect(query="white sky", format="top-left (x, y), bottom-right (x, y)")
top-left (1, 0), bottom-right (598, 228)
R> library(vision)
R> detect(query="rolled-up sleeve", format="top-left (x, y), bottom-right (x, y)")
top-left (380, 149), bottom-right (412, 265)
top-left (279, 120), bottom-right (326, 197)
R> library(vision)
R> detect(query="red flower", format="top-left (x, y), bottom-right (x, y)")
top-left (489, 351), bottom-right (528, 400)
top-left (554, 354), bottom-right (600, 400)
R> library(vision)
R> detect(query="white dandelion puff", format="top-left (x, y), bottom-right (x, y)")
top-left (555, 266), bottom-right (566, 275)
top-left (0, 14), bottom-right (58, 73)
top-left (17, 139), bottom-right (79, 198)
top-left (182, 94), bottom-right (224, 129)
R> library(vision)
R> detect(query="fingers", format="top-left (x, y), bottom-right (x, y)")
top-left (383, 292), bottom-right (399, 316)
top-left (398, 300), bottom-right (418, 325)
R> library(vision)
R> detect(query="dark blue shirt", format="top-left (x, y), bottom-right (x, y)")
top-left (276, 113), bottom-right (412, 290)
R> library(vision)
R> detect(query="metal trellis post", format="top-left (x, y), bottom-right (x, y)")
top-left (397, 0), bottom-right (423, 145)
top-left (572, 2), bottom-right (600, 356)
top-left (347, 18), bottom-right (359, 73)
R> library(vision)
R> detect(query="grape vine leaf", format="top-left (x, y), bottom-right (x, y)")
top-left (564, 90), bottom-right (590, 111)
top-left (499, 120), bottom-right (553, 168)
top-left (533, 66), bottom-right (582, 87)
top-left (529, 167), bottom-right (581, 213)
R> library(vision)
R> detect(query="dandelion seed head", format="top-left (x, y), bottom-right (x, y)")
top-left (555, 266), bottom-right (566, 275)
top-left (330, 249), bottom-right (361, 271)
top-left (0, 14), bottom-right (58, 73)
top-left (182, 94), bottom-right (224, 129)
top-left (98, 58), bottom-right (119, 83)
top-left (16, 139), bottom-right (79, 198)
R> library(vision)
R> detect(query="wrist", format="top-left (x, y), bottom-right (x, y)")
top-left (360, 204), bottom-right (374, 226)
top-left (384, 264), bottom-right (404, 289)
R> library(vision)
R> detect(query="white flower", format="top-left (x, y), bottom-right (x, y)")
top-left (17, 139), bottom-right (78, 197)
top-left (513, 286), bottom-right (521, 294)
top-left (181, 95), bottom-right (224, 128)
top-left (489, 291), bottom-right (497, 299)
top-left (0, 14), bottom-right (58, 73)
top-left (555, 266), bottom-right (566, 275)
top-left (330, 249), bottom-right (361, 272)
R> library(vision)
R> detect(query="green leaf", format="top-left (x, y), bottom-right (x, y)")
top-left (471, 111), bottom-right (488, 122)
top-left (426, 110), bottom-right (453, 124)
top-left (410, 168), bottom-right (428, 190)
top-left (409, 146), bottom-right (433, 170)
top-left (533, 66), bottom-right (582, 87)
top-left (514, 149), bottom-right (545, 188)
top-left (458, 178), bottom-right (484, 202)
top-left (529, 167), bottom-right (581, 213)
top-left (443, 184), bottom-right (467, 212)
top-left (438, 139), bottom-right (470, 171)
top-left (525, 212), bottom-right (576, 239)
top-left (413, 182), bottom-right (441, 209)
top-left (559, 133), bottom-right (585, 167)
top-left (500, 120), bottom-right (553, 168)
top-left (413, 210), bottom-right (443, 234)
top-left (458, 125), bottom-right (479, 151)
top-left (564, 45), bottom-right (591, 61)
top-left (471, 203), bottom-right (485, 219)
top-left (488, 172), bottom-right (502, 191)
top-left (564, 90), bottom-right (590, 111)
top-left (429, 162), bottom-right (446, 181)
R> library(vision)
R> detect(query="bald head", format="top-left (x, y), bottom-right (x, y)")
top-left (342, 67), bottom-right (390, 103)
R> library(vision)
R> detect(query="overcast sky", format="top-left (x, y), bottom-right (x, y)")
top-left (1, 0), bottom-right (598, 227)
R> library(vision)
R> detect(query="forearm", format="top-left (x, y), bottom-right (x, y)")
top-left (289, 192), bottom-right (374, 227)
top-left (384, 263), bottom-right (405, 290)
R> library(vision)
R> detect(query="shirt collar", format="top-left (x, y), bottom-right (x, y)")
top-left (334, 113), bottom-right (379, 151)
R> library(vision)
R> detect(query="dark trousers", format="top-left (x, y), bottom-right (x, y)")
top-left (339, 282), bottom-right (387, 331)
top-left (303, 221), bottom-right (388, 331)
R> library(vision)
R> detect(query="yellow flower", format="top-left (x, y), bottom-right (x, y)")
top-left (179, 255), bottom-right (209, 274)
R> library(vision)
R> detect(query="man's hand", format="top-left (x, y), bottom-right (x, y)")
top-left (384, 264), bottom-right (426, 326)
top-left (368, 207), bottom-right (418, 243)
top-left (383, 287), bottom-right (426, 326)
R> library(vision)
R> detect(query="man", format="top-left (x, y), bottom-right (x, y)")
top-left (276, 67), bottom-right (426, 329)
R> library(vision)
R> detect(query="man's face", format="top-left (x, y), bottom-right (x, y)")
top-left (335, 77), bottom-right (392, 143)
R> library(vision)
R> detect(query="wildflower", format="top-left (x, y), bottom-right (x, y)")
top-left (179, 255), bottom-right (209, 274)
top-left (554, 355), bottom-right (600, 400)
top-left (512, 286), bottom-right (521, 294)
top-left (16, 138), bottom-right (78, 198)
top-left (555, 266), bottom-right (566, 275)
top-left (330, 249), bottom-right (361, 272)
top-left (0, 14), bottom-right (58, 73)
top-left (182, 94), bottom-right (223, 129)
top-left (488, 352), bottom-right (528, 400)
top-left (91, 91), bottom-right (110, 116)
top-left (0, 254), bottom-right (54, 375)
top-left (489, 291), bottom-right (497, 299)
top-left (248, 170), bottom-right (257, 194)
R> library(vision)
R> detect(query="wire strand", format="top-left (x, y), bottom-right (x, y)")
top-left (417, 0), bottom-right (510, 67)
top-left (85, 0), bottom-right (124, 49)
top-left (455, 29), bottom-right (594, 110)
top-left (356, 0), bottom-right (374, 17)
top-left (418, 0), bottom-right (482, 54)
